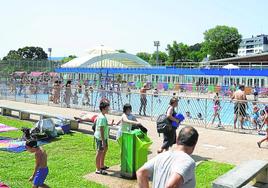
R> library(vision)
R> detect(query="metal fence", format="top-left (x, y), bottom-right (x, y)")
top-left (0, 60), bottom-right (62, 76)
top-left (0, 82), bottom-right (267, 134)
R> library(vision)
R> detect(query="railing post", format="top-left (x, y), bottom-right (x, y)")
top-left (24, 84), bottom-right (26, 103)
top-left (237, 102), bottom-right (240, 132)
top-left (14, 83), bottom-right (17, 101)
top-left (47, 86), bottom-right (50, 106)
top-left (151, 94), bottom-right (153, 120)
top-left (35, 85), bottom-right (38, 104)
top-left (205, 98), bottom-right (208, 128)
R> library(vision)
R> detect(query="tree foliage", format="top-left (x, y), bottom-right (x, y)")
top-left (136, 52), bottom-right (151, 62)
top-left (203, 25), bottom-right (242, 60)
top-left (188, 43), bottom-right (207, 62)
top-left (3, 50), bottom-right (21, 60)
top-left (166, 41), bottom-right (190, 63)
top-left (116, 49), bottom-right (126, 53)
top-left (3, 46), bottom-right (48, 60)
top-left (149, 51), bottom-right (168, 65)
top-left (61, 55), bottom-right (77, 63)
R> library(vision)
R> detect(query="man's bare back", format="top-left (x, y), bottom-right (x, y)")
top-left (233, 90), bottom-right (247, 101)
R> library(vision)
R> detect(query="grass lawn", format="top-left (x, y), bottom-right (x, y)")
top-left (0, 115), bottom-right (234, 188)
top-left (196, 161), bottom-right (234, 187)
top-left (0, 116), bottom-right (120, 188)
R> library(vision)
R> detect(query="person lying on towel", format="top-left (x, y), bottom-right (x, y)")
top-left (74, 113), bottom-right (98, 123)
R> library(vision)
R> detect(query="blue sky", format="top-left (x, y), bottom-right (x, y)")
top-left (0, 0), bottom-right (267, 58)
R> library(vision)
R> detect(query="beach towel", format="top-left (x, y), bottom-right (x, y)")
top-left (0, 124), bottom-right (18, 132)
top-left (0, 182), bottom-right (9, 188)
top-left (0, 137), bottom-right (47, 153)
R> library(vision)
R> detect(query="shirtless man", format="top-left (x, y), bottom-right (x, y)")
top-left (26, 140), bottom-right (49, 188)
top-left (139, 83), bottom-right (150, 116)
top-left (232, 85), bottom-right (247, 129)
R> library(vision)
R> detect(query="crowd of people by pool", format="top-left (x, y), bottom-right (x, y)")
top-left (2, 74), bottom-right (267, 187)
top-left (1, 74), bottom-right (268, 131)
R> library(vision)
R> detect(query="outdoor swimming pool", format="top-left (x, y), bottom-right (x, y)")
top-left (2, 89), bottom-right (264, 129)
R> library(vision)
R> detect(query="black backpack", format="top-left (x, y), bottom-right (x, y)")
top-left (156, 114), bottom-right (172, 134)
top-left (92, 122), bottom-right (96, 132)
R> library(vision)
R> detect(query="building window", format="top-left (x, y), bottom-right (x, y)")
top-left (246, 50), bottom-right (254, 53)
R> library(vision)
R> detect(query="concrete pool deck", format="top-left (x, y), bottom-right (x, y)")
top-left (1, 99), bottom-right (267, 164)
top-left (1, 99), bottom-right (268, 187)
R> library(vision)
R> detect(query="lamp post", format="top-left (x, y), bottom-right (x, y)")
top-left (48, 48), bottom-right (52, 71)
top-left (154, 41), bottom-right (160, 66)
top-left (100, 44), bottom-right (104, 69)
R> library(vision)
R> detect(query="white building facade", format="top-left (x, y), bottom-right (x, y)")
top-left (238, 34), bottom-right (268, 56)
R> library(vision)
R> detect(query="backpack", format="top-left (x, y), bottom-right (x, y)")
top-left (156, 114), bottom-right (172, 134)
top-left (91, 115), bottom-right (98, 132)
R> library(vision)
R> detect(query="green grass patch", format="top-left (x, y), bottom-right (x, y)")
top-left (0, 116), bottom-right (120, 188)
top-left (196, 161), bottom-right (234, 187)
top-left (0, 116), bottom-right (234, 188)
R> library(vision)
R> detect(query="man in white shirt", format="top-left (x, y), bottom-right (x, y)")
top-left (137, 126), bottom-right (199, 188)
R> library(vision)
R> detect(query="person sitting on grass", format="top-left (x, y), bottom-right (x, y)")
top-left (25, 140), bottom-right (49, 188)
top-left (95, 101), bottom-right (110, 175)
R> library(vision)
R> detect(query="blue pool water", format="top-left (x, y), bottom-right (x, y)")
top-left (7, 91), bottom-right (259, 128)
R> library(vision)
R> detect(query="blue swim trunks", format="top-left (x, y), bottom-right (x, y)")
top-left (252, 113), bottom-right (259, 121)
top-left (33, 167), bottom-right (49, 186)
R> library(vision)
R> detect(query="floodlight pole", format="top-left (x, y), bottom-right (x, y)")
top-left (100, 44), bottom-right (103, 69)
top-left (99, 45), bottom-right (104, 89)
top-left (48, 48), bottom-right (52, 71)
top-left (154, 41), bottom-right (160, 66)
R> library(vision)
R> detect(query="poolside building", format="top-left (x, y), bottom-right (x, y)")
top-left (238, 34), bottom-right (268, 56)
top-left (57, 47), bottom-right (268, 91)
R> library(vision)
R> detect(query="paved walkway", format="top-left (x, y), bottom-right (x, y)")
top-left (1, 100), bottom-right (268, 187)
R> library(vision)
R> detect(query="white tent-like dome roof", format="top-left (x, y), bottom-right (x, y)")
top-left (62, 47), bottom-right (151, 68)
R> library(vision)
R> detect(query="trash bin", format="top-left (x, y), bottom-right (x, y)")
top-left (118, 129), bottom-right (152, 178)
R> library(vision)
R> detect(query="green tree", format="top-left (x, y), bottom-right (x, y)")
top-left (189, 43), bottom-right (202, 52)
top-left (61, 55), bottom-right (77, 63)
top-left (149, 51), bottom-right (168, 65)
top-left (17, 46), bottom-right (48, 60)
top-left (166, 41), bottom-right (190, 63)
top-left (116, 49), bottom-right (126, 53)
top-left (136, 52), bottom-right (151, 62)
top-left (203, 25), bottom-right (242, 60)
top-left (187, 43), bottom-right (206, 62)
top-left (3, 46), bottom-right (48, 60)
top-left (2, 50), bottom-right (21, 60)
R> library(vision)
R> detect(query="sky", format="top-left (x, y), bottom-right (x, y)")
top-left (0, 0), bottom-right (267, 58)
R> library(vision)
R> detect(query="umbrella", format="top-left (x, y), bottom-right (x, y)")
top-left (222, 64), bottom-right (239, 69)
top-left (222, 64), bottom-right (239, 86)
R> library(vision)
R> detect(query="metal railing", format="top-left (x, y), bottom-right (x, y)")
top-left (0, 82), bottom-right (267, 134)
top-left (0, 60), bottom-right (62, 76)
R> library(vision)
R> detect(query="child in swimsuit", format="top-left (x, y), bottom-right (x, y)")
top-left (251, 105), bottom-right (260, 130)
top-left (211, 100), bottom-right (222, 127)
top-left (26, 140), bottom-right (49, 188)
top-left (257, 106), bottom-right (268, 148)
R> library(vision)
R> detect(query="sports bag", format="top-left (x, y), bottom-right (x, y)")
top-left (156, 114), bottom-right (172, 134)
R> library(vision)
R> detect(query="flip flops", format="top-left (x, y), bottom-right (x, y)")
top-left (95, 169), bottom-right (108, 175)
